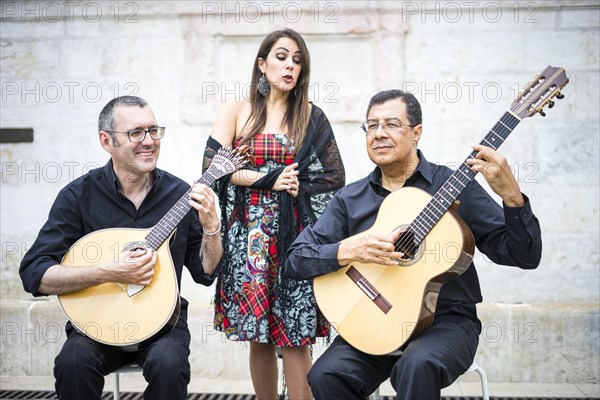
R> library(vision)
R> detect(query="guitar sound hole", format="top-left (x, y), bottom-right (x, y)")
top-left (395, 230), bottom-right (418, 260)
top-left (123, 241), bottom-right (150, 252)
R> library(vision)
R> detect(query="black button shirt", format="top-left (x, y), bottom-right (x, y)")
top-left (286, 150), bottom-right (542, 319)
top-left (20, 160), bottom-right (218, 313)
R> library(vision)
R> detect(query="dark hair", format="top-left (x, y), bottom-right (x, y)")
top-left (241, 29), bottom-right (311, 152)
top-left (366, 90), bottom-right (422, 126)
top-left (98, 96), bottom-right (148, 133)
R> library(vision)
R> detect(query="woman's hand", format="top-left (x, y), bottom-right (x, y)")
top-left (273, 163), bottom-right (299, 194)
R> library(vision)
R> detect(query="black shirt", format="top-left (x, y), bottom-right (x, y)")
top-left (20, 160), bottom-right (218, 314)
top-left (286, 150), bottom-right (542, 319)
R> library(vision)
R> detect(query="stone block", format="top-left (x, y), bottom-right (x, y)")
top-left (0, 39), bottom-right (61, 80)
top-left (0, 20), bottom-right (64, 39)
top-left (0, 232), bottom-right (32, 299)
top-left (525, 30), bottom-right (599, 71)
top-left (2, 298), bottom-right (599, 384)
top-left (532, 120), bottom-right (599, 185)
top-left (571, 71), bottom-right (600, 121)
top-left (407, 30), bottom-right (527, 75)
top-left (187, 302), bottom-right (251, 380)
top-left (0, 298), bottom-right (65, 376)
top-left (0, 300), bottom-right (30, 375)
top-left (98, 37), bottom-right (184, 79)
top-left (59, 38), bottom-right (104, 78)
top-left (27, 299), bottom-right (67, 376)
top-left (533, 184), bottom-right (599, 234)
top-left (476, 303), bottom-right (513, 381)
top-left (510, 303), bottom-right (599, 383)
top-left (476, 302), bottom-right (600, 383)
top-left (476, 231), bottom-right (599, 304)
top-left (559, 7), bottom-right (600, 29)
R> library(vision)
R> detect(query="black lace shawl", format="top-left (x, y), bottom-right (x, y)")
top-left (202, 104), bottom-right (345, 269)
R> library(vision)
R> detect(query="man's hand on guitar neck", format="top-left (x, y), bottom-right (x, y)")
top-left (337, 227), bottom-right (405, 267)
top-left (188, 182), bottom-right (223, 276)
top-left (466, 145), bottom-right (525, 208)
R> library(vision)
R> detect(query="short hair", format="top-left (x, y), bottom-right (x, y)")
top-left (98, 96), bottom-right (148, 132)
top-left (365, 90), bottom-right (422, 126)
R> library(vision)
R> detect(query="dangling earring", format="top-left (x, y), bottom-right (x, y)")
top-left (257, 73), bottom-right (270, 97)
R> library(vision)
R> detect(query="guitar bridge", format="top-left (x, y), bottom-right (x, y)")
top-left (346, 266), bottom-right (392, 314)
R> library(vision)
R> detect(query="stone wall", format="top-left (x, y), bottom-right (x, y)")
top-left (1, 0), bottom-right (598, 384)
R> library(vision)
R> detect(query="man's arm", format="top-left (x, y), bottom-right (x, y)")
top-left (188, 183), bottom-right (223, 277)
top-left (20, 188), bottom-right (88, 296)
top-left (464, 146), bottom-right (542, 269)
top-left (466, 144), bottom-right (524, 206)
top-left (20, 186), bottom-right (160, 296)
top-left (286, 190), bottom-right (403, 280)
top-left (37, 250), bottom-right (157, 295)
top-left (199, 227), bottom-right (223, 276)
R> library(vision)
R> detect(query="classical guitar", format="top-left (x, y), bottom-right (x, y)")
top-left (58, 146), bottom-right (251, 351)
top-left (314, 66), bottom-right (569, 355)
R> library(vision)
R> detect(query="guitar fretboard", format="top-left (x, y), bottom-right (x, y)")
top-left (402, 111), bottom-right (521, 250)
top-left (144, 167), bottom-right (221, 250)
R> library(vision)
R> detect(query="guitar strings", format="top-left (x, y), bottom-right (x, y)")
top-left (144, 147), bottom-right (249, 249)
top-left (392, 112), bottom-right (517, 258)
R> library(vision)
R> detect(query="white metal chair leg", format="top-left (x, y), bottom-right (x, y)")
top-left (370, 387), bottom-right (381, 400)
top-left (113, 371), bottom-right (120, 400)
top-left (112, 363), bottom-right (142, 400)
top-left (468, 361), bottom-right (489, 400)
top-left (369, 361), bottom-right (488, 400)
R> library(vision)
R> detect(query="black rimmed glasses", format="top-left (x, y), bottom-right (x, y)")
top-left (108, 127), bottom-right (166, 143)
top-left (361, 119), bottom-right (417, 135)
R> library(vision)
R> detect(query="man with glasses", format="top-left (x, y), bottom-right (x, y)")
top-left (20, 96), bottom-right (223, 400)
top-left (285, 89), bottom-right (542, 399)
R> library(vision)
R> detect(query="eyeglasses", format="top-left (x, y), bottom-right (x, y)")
top-left (361, 120), bottom-right (417, 135)
top-left (108, 127), bottom-right (166, 143)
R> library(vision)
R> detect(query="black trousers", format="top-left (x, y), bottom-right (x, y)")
top-left (308, 314), bottom-right (481, 400)
top-left (54, 311), bottom-right (191, 400)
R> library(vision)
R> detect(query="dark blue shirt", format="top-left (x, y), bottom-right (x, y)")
top-left (20, 160), bottom-right (218, 314)
top-left (286, 150), bottom-right (542, 318)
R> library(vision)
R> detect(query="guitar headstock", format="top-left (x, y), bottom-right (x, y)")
top-left (510, 66), bottom-right (569, 120)
top-left (209, 145), bottom-right (254, 179)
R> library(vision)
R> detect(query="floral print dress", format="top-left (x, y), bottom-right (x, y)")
top-left (213, 133), bottom-right (329, 347)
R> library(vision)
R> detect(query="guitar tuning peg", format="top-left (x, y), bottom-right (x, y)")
top-left (539, 110), bottom-right (546, 117)
top-left (556, 92), bottom-right (565, 99)
top-left (548, 101), bottom-right (555, 108)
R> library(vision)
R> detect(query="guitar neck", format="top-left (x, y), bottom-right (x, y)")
top-left (144, 167), bottom-right (220, 250)
top-left (409, 111), bottom-right (521, 245)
